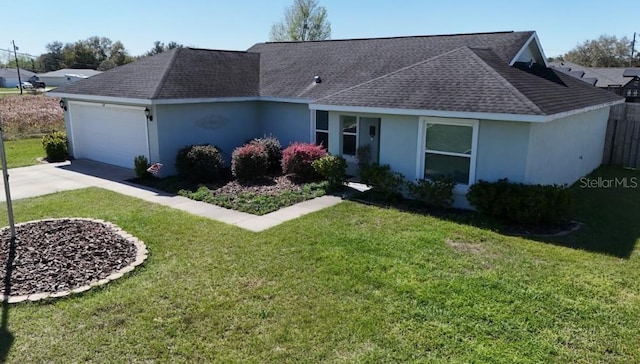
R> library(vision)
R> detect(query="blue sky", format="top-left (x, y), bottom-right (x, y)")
top-left (2, 0), bottom-right (638, 61)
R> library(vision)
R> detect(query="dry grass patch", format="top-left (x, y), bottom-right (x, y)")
top-left (0, 94), bottom-right (64, 139)
top-left (446, 238), bottom-right (487, 255)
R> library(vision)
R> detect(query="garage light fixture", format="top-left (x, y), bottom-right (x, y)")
top-left (144, 107), bottom-right (153, 121)
top-left (59, 100), bottom-right (67, 111)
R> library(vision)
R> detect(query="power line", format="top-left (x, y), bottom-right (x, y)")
top-left (0, 47), bottom-right (37, 59)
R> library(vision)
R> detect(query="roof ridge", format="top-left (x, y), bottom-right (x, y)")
top-left (151, 48), bottom-right (181, 100)
top-left (261, 30), bottom-right (528, 45)
top-left (315, 47), bottom-right (473, 102)
top-left (467, 48), bottom-right (543, 114)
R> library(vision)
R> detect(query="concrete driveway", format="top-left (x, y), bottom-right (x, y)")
top-left (0, 159), bottom-right (342, 232)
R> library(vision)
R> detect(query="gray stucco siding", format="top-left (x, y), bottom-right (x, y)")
top-left (475, 119), bottom-right (530, 183)
top-left (155, 102), bottom-right (259, 175)
top-left (326, 111), bottom-right (419, 178)
top-left (259, 102), bottom-right (311, 147)
top-left (378, 114), bottom-right (420, 180)
top-left (525, 107), bottom-right (609, 185)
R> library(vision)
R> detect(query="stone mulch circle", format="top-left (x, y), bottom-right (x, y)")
top-left (0, 218), bottom-right (148, 304)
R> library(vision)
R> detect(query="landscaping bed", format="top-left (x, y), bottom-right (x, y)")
top-left (353, 189), bottom-right (581, 237)
top-left (0, 219), bottom-right (138, 297)
top-left (136, 173), bottom-right (330, 215)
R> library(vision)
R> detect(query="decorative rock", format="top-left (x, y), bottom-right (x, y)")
top-left (7, 295), bottom-right (29, 304)
top-left (28, 293), bottom-right (50, 301)
top-left (49, 291), bottom-right (71, 298)
top-left (71, 285), bottom-right (91, 294)
top-left (0, 218), bottom-right (148, 303)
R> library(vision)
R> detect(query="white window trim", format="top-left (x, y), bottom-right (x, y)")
top-left (416, 117), bottom-right (479, 194)
top-left (340, 115), bottom-right (359, 161)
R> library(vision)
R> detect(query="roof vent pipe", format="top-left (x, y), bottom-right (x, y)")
top-left (314, 76), bottom-right (321, 84)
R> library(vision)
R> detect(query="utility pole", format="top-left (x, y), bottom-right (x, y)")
top-left (0, 114), bottom-right (16, 242)
top-left (11, 41), bottom-right (22, 95)
top-left (631, 32), bottom-right (637, 67)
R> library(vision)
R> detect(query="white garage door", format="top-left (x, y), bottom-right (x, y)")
top-left (69, 102), bottom-right (149, 168)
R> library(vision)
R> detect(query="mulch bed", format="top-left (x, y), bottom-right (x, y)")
top-left (0, 219), bottom-right (137, 297)
top-left (132, 173), bottom-right (309, 197)
top-left (207, 175), bottom-right (305, 196)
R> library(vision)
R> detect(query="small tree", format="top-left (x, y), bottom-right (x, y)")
top-left (269, 0), bottom-right (331, 42)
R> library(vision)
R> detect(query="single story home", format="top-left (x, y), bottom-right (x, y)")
top-left (38, 68), bottom-right (102, 87)
top-left (49, 31), bottom-right (624, 207)
top-left (0, 68), bottom-right (37, 88)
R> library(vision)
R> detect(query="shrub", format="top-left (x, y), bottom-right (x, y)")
top-left (356, 145), bottom-right (371, 165)
top-left (250, 136), bottom-right (282, 174)
top-left (41, 131), bottom-right (68, 162)
top-left (134, 155), bottom-right (151, 180)
top-left (466, 178), bottom-right (572, 225)
top-left (282, 143), bottom-right (327, 180)
top-left (175, 144), bottom-right (224, 182)
top-left (407, 176), bottom-right (456, 208)
top-left (312, 155), bottom-right (347, 190)
top-left (231, 143), bottom-right (269, 181)
top-left (359, 163), bottom-right (405, 201)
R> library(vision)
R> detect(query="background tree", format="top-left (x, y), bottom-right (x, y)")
top-left (562, 35), bottom-right (639, 67)
top-left (37, 41), bottom-right (66, 71)
top-left (269, 0), bottom-right (331, 42)
top-left (144, 41), bottom-right (183, 57)
top-left (5, 54), bottom-right (35, 70)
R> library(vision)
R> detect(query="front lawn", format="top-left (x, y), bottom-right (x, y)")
top-left (3, 138), bottom-right (43, 169)
top-left (0, 166), bottom-right (638, 362)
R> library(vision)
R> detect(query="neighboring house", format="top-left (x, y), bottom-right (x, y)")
top-left (49, 31), bottom-right (623, 208)
top-left (0, 68), bottom-right (37, 88)
top-left (550, 61), bottom-right (640, 103)
top-left (38, 68), bottom-right (102, 87)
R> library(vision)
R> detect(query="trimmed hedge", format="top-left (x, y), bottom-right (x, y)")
top-left (42, 131), bottom-right (68, 162)
top-left (231, 143), bottom-right (269, 181)
top-left (359, 163), bottom-right (405, 201)
top-left (407, 176), bottom-right (456, 208)
top-left (175, 144), bottom-right (224, 182)
top-left (466, 178), bottom-right (572, 225)
top-left (312, 155), bottom-right (347, 190)
top-left (282, 143), bottom-right (327, 180)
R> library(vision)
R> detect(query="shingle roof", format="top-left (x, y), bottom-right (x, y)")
top-left (51, 31), bottom-right (623, 117)
top-left (0, 68), bottom-right (37, 78)
top-left (550, 61), bottom-right (640, 87)
top-left (248, 31), bottom-right (533, 100)
top-left (315, 47), bottom-right (621, 115)
top-left (51, 48), bottom-right (260, 99)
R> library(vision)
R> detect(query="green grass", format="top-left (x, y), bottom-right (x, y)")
top-left (0, 166), bottom-right (638, 362)
top-left (2, 138), bottom-right (43, 169)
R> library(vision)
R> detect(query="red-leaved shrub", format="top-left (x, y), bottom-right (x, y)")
top-left (231, 143), bottom-right (269, 181)
top-left (249, 136), bottom-right (281, 173)
top-left (281, 143), bottom-right (328, 180)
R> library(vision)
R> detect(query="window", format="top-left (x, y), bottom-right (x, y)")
top-left (341, 115), bottom-right (357, 156)
top-left (315, 110), bottom-right (329, 149)
top-left (419, 118), bottom-right (478, 185)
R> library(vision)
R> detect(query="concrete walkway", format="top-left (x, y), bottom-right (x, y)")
top-left (0, 160), bottom-right (343, 232)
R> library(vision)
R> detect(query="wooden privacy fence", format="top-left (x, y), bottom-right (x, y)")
top-left (603, 103), bottom-right (640, 169)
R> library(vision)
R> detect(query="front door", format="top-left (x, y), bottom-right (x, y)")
top-left (358, 117), bottom-right (381, 164)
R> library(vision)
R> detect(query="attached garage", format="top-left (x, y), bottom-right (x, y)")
top-left (68, 102), bottom-right (149, 168)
